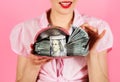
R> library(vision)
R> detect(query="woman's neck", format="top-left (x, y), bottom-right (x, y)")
top-left (49, 9), bottom-right (74, 30)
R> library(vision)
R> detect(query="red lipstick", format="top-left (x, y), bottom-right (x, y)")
top-left (59, 1), bottom-right (72, 9)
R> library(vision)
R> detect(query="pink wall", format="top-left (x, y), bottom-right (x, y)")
top-left (0, 0), bottom-right (120, 82)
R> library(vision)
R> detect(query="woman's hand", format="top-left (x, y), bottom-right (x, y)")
top-left (81, 23), bottom-right (106, 53)
top-left (28, 44), bottom-right (53, 68)
top-left (26, 54), bottom-right (53, 69)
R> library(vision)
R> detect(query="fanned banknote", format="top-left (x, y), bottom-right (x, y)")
top-left (66, 27), bottom-right (89, 56)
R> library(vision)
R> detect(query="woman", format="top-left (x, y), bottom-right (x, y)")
top-left (10, 0), bottom-right (113, 82)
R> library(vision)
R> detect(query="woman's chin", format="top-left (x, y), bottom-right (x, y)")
top-left (58, 9), bottom-right (74, 15)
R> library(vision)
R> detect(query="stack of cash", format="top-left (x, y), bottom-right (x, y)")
top-left (32, 26), bottom-right (89, 57)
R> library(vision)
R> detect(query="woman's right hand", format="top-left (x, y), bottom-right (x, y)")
top-left (27, 44), bottom-right (53, 69)
top-left (26, 54), bottom-right (53, 69)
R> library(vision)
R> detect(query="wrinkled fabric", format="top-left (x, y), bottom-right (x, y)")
top-left (10, 9), bottom-right (113, 82)
top-left (37, 57), bottom-right (88, 82)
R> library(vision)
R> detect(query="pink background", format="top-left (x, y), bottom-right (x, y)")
top-left (0, 0), bottom-right (120, 82)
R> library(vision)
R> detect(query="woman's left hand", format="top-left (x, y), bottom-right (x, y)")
top-left (81, 23), bottom-right (106, 53)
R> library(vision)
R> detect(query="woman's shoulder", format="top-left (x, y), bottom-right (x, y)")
top-left (14, 17), bottom-right (40, 30)
top-left (12, 11), bottom-right (48, 31)
top-left (73, 10), bottom-right (110, 29)
top-left (81, 14), bottom-right (110, 29)
top-left (10, 17), bottom-right (42, 40)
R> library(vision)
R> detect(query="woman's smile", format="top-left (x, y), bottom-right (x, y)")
top-left (59, 1), bottom-right (72, 9)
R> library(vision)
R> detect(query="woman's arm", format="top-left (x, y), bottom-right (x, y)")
top-left (16, 55), bottom-right (40, 82)
top-left (81, 23), bottom-right (109, 82)
top-left (87, 50), bottom-right (109, 82)
top-left (16, 54), bottom-right (52, 82)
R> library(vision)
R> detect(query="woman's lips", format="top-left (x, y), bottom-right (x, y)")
top-left (59, 1), bottom-right (72, 9)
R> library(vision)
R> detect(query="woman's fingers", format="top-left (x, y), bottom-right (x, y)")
top-left (33, 58), bottom-right (52, 65)
top-left (81, 23), bottom-right (106, 50)
top-left (28, 54), bottom-right (53, 65)
top-left (29, 43), bottom-right (53, 65)
top-left (91, 30), bottom-right (106, 50)
top-left (98, 29), bottom-right (106, 39)
top-left (81, 23), bottom-right (97, 31)
top-left (81, 23), bottom-right (98, 33)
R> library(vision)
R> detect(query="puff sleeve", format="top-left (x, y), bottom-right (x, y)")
top-left (96, 20), bottom-right (113, 52)
top-left (10, 23), bottom-right (28, 56)
top-left (86, 18), bottom-right (113, 52)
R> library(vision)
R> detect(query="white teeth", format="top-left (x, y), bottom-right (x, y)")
top-left (60, 2), bottom-right (71, 6)
top-left (61, 3), bottom-right (71, 6)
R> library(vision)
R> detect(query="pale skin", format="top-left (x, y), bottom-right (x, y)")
top-left (16, 0), bottom-right (109, 82)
